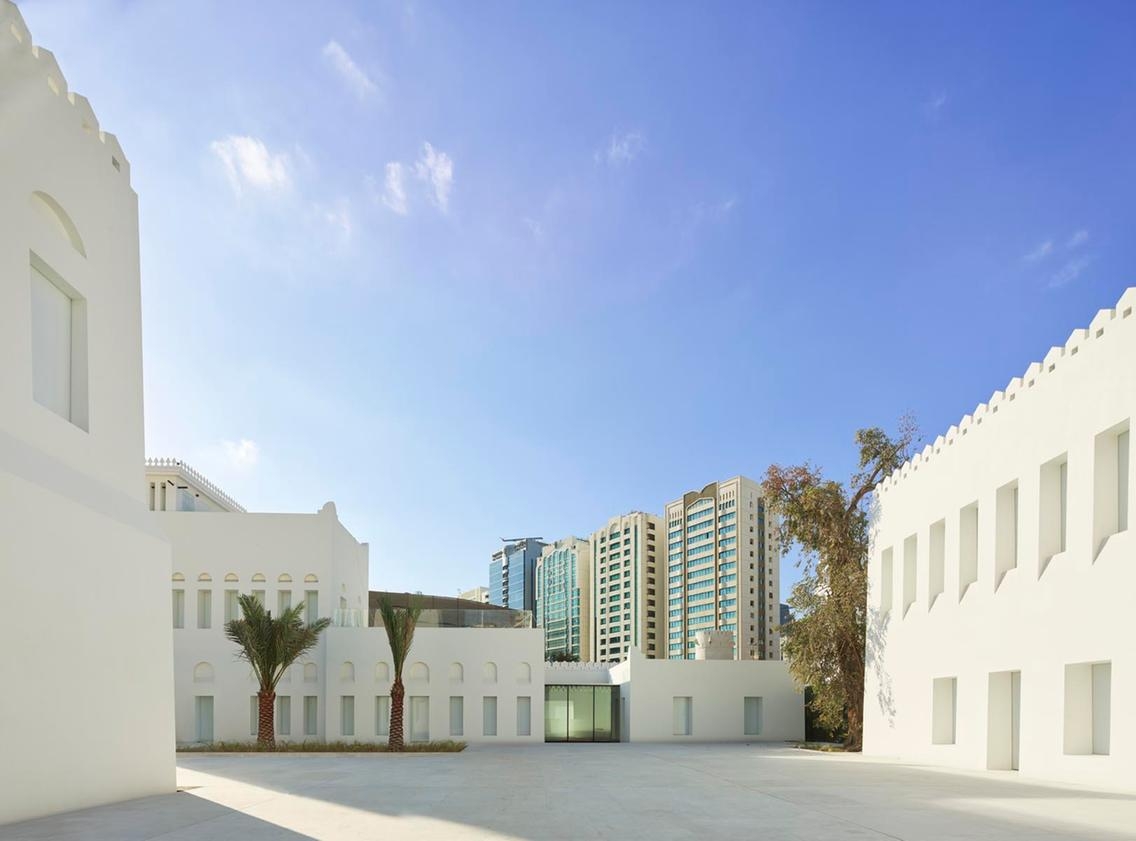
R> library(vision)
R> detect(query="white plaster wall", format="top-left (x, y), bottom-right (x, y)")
top-left (324, 628), bottom-right (546, 745)
top-left (618, 649), bottom-right (803, 742)
top-left (0, 3), bottom-right (175, 824)
top-left (865, 288), bottom-right (1136, 789)
top-left (159, 504), bottom-right (369, 744)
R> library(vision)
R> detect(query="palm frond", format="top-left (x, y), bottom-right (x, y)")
top-left (378, 595), bottom-right (423, 678)
top-left (224, 593), bottom-right (331, 692)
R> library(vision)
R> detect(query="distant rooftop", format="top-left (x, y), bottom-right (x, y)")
top-left (144, 458), bottom-right (245, 513)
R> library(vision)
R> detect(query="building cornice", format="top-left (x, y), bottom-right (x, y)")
top-left (144, 457), bottom-right (246, 512)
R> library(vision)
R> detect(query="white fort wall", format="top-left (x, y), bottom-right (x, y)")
top-left (0, 2), bottom-right (174, 825)
top-left (864, 288), bottom-right (1136, 788)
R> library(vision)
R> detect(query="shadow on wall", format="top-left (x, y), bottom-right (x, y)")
top-left (867, 606), bottom-right (895, 728)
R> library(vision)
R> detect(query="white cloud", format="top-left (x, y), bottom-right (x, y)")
top-left (1049, 255), bottom-right (1093, 288)
top-left (596, 131), bottom-right (645, 166)
top-left (1066, 229), bottom-right (1089, 249)
top-left (414, 142), bottom-right (454, 212)
top-left (222, 438), bottom-right (260, 470)
top-left (382, 162), bottom-right (408, 215)
top-left (1022, 240), bottom-right (1053, 262)
top-left (321, 200), bottom-right (353, 240)
top-left (323, 40), bottom-right (377, 100)
top-left (210, 135), bottom-right (291, 195)
top-left (522, 216), bottom-right (544, 240)
top-left (923, 92), bottom-right (948, 120)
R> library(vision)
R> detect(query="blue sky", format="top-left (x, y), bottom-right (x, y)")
top-left (21, 1), bottom-right (1136, 599)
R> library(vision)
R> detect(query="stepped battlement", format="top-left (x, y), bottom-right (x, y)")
top-left (881, 286), bottom-right (1136, 493)
top-left (3, 1), bottom-right (130, 184)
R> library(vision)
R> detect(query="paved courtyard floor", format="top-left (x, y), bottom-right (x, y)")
top-left (4, 744), bottom-right (1136, 840)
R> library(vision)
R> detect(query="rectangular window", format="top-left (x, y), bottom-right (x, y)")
top-left (517, 696), bottom-right (531, 737)
top-left (879, 548), bottom-right (893, 615)
top-left (29, 260), bottom-right (87, 428)
top-left (250, 695), bottom-right (258, 736)
top-left (483, 696), bottom-right (498, 736)
top-left (743, 696), bottom-right (763, 736)
top-left (341, 696), bottom-right (355, 737)
top-left (932, 677), bottom-right (957, 745)
top-left (1093, 422), bottom-right (1130, 558)
top-left (278, 590), bottom-right (292, 616)
top-left (959, 502), bottom-right (979, 599)
top-left (1038, 454), bottom-right (1070, 576)
top-left (303, 696), bottom-right (318, 736)
top-left (673, 696), bottom-right (692, 736)
top-left (902, 534), bottom-right (917, 616)
top-left (928, 520), bottom-right (946, 607)
top-left (224, 589), bottom-right (239, 624)
top-left (197, 589), bottom-right (212, 629)
top-left (194, 696), bottom-right (214, 743)
top-left (375, 695), bottom-right (390, 737)
top-left (409, 696), bottom-right (429, 742)
top-left (172, 589), bottom-right (185, 629)
top-left (305, 590), bottom-right (319, 625)
top-left (1064, 661), bottom-right (1111, 756)
top-left (449, 696), bottom-right (464, 737)
top-left (252, 589), bottom-right (265, 607)
top-left (995, 481), bottom-right (1019, 589)
top-left (276, 696), bottom-right (291, 736)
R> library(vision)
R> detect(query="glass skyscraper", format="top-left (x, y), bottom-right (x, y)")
top-left (535, 537), bottom-right (591, 660)
top-left (488, 537), bottom-right (547, 612)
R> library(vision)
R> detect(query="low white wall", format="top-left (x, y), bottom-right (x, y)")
top-left (620, 650), bottom-right (803, 742)
top-left (180, 626), bottom-right (546, 745)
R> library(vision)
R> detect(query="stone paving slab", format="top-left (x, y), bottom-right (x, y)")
top-left (3, 744), bottom-right (1136, 840)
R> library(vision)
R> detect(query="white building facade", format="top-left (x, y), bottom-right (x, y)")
top-left (546, 647), bottom-right (803, 742)
top-left (864, 288), bottom-right (1135, 788)
top-left (0, 3), bottom-right (175, 824)
top-left (665, 477), bottom-right (781, 660)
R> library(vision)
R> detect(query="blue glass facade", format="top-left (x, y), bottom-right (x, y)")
top-left (488, 538), bottom-right (546, 612)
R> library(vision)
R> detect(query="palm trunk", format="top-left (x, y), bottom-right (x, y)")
top-left (389, 677), bottom-right (405, 751)
top-left (257, 689), bottom-right (276, 750)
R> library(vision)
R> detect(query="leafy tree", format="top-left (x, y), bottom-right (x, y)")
top-left (224, 594), bottom-right (330, 749)
top-left (547, 651), bottom-right (580, 663)
top-left (378, 595), bottom-right (423, 751)
top-left (763, 418), bottom-right (916, 750)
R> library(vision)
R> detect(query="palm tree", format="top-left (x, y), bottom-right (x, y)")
top-left (378, 595), bottom-right (423, 751)
top-left (225, 593), bottom-right (330, 749)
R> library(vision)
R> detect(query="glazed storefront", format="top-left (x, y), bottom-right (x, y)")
top-left (543, 685), bottom-right (620, 742)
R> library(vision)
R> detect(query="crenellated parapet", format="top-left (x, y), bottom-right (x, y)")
top-left (880, 286), bottom-right (1136, 493)
top-left (2, 0), bottom-right (130, 183)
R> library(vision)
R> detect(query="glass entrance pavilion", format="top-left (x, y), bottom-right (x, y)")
top-left (544, 685), bottom-right (620, 742)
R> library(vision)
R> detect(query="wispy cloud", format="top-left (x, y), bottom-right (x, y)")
top-left (521, 216), bottom-right (544, 241)
top-left (596, 131), bottom-right (645, 166)
top-left (415, 142), bottom-right (454, 212)
top-left (323, 40), bottom-right (377, 100)
top-left (381, 162), bottom-right (408, 215)
top-left (1066, 229), bottom-right (1089, 249)
top-left (211, 135), bottom-right (291, 195)
top-left (1022, 240), bottom-right (1053, 262)
top-left (320, 200), bottom-right (353, 241)
top-left (222, 438), bottom-right (260, 470)
top-left (1049, 255), bottom-right (1093, 289)
top-left (923, 92), bottom-right (948, 120)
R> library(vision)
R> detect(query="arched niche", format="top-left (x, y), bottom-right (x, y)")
top-left (449, 662), bottom-right (464, 683)
top-left (375, 662), bottom-right (390, 682)
top-left (407, 662), bottom-right (430, 682)
top-left (340, 661), bottom-right (355, 682)
top-left (303, 662), bottom-right (318, 682)
top-left (224, 573), bottom-right (239, 583)
top-left (31, 191), bottom-right (86, 256)
top-left (516, 662), bottom-right (532, 685)
top-left (482, 662), bottom-right (498, 684)
top-left (192, 662), bottom-right (214, 683)
top-left (251, 573), bottom-right (266, 583)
